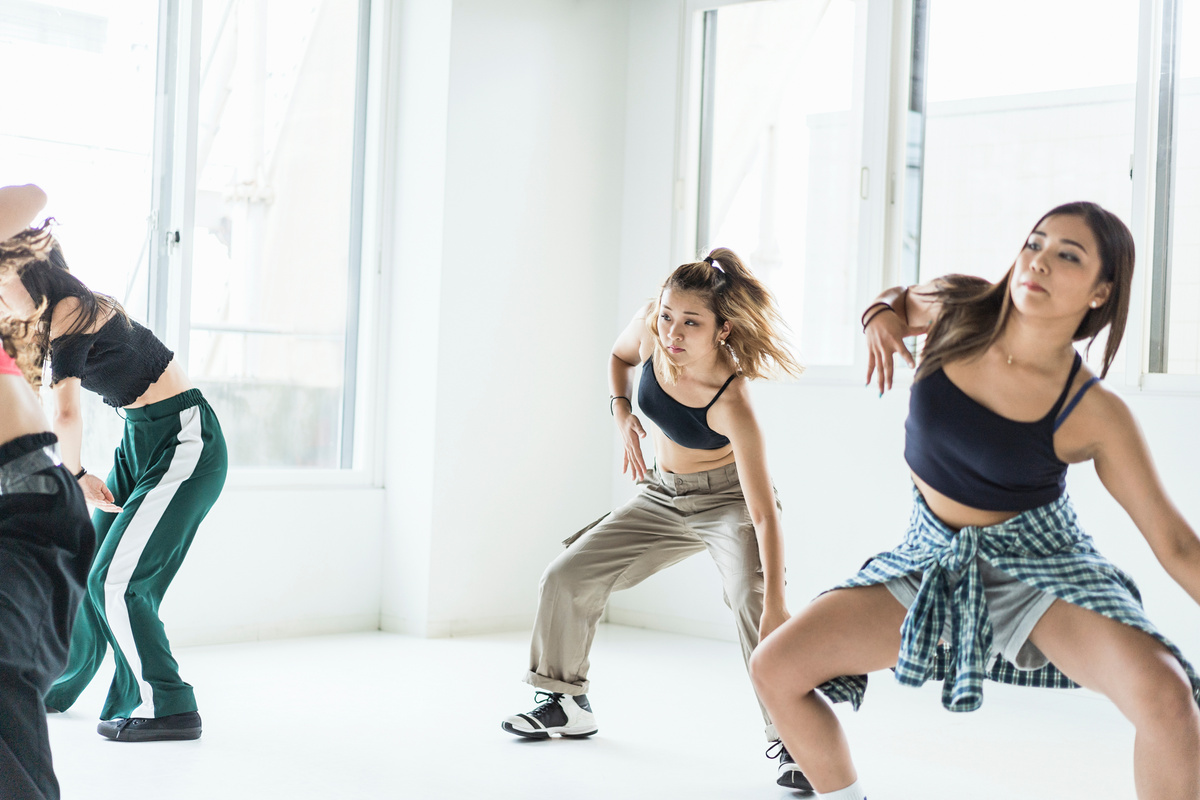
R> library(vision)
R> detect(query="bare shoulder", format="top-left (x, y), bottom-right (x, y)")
top-left (1055, 374), bottom-right (1139, 462)
top-left (707, 375), bottom-right (757, 434)
top-left (49, 297), bottom-right (83, 338)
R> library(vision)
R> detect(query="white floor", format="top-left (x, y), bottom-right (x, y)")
top-left (48, 624), bottom-right (1135, 799)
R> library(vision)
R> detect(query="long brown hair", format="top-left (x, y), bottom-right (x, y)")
top-left (646, 247), bottom-right (803, 384)
top-left (1, 220), bottom-right (129, 365)
top-left (916, 202), bottom-right (1134, 380)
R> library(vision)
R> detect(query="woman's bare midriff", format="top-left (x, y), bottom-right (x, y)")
top-left (125, 358), bottom-right (193, 408)
top-left (0, 377), bottom-right (51, 445)
top-left (912, 472), bottom-right (1019, 531)
top-left (651, 431), bottom-right (736, 476)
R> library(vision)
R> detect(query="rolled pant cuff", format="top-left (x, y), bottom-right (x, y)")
top-left (523, 670), bottom-right (589, 696)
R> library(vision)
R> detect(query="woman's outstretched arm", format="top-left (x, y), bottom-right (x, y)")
top-left (610, 305), bottom-right (651, 482)
top-left (711, 381), bottom-right (789, 638)
top-left (863, 278), bottom-right (944, 394)
top-left (1085, 387), bottom-right (1200, 605)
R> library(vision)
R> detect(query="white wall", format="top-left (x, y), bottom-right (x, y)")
top-left (380, 0), bottom-right (632, 636)
top-left (163, 485), bottom-right (385, 646)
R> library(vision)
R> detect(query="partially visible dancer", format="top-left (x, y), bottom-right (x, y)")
top-left (501, 249), bottom-right (813, 791)
top-left (750, 202), bottom-right (1200, 800)
top-left (0, 205), bottom-right (228, 743)
top-left (0, 183), bottom-right (94, 799)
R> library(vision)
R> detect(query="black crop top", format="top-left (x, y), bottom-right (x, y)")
top-left (636, 358), bottom-right (737, 450)
top-left (904, 352), bottom-right (1099, 512)
top-left (50, 316), bottom-right (174, 408)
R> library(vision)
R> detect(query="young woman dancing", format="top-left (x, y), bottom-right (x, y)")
top-left (0, 184), bottom-right (94, 798)
top-left (501, 248), bottom-right (812, 790)
top-left (750, 201), bottom-right (1200, 800)
top-left (0, 208), bottom-right (228, 743)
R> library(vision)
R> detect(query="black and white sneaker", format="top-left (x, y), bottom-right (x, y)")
top-left (501, 692), bottom-right (598, 739)
top-left (766, 740), bottom-right (815, 794)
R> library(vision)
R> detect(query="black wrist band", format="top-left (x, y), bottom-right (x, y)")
top-left (862, 305), bottom-right (896, 332)
top-left (73, 466), bottom-right (87, 480)
top-left (610, 395), bottom-right (631, 416)
top-left (860, 301), bottom-right (891, 329)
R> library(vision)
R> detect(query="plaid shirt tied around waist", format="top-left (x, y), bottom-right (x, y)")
top-left (817, 489), bottom-right (1200, 713)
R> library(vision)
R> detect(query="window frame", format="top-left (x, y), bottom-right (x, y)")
top-left (684, 0), bottom-right (1200, 393)
top-left (679, 0), bottom-right (899, 385)
top-left (887, 0), bottom-right (1197, 394)
top-left (144, 0), bottom-right (380, 486)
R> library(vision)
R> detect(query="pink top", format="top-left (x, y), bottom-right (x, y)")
top-left (0, 347), bottom-right (22, 377)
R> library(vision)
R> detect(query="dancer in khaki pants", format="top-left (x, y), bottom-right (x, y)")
top-left (501, 248), bottom-right (810, 792)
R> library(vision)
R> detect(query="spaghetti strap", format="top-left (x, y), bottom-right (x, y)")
top-left (1054, 376), bottom-right (1100, 431)
top-left (1047, 352), bottom-right (1084, 420)
top-left (705, 373), bottom-right (738, 409)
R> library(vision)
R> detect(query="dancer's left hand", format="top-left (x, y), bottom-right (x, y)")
top-left (758, 604), bottom-right (791, 642)
top-left (79, 472), bottom-right (122, 513)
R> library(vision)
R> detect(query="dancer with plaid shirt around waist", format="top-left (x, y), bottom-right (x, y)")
top-left (501, 248), bottom-right (812, 791)
top-left (750, 202), bottom-right (1200, 800)
top-left (0, 208), bottom-right (228, 744)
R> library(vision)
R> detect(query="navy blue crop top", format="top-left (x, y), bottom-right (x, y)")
top-left (50, 316), bottom-right (174, 408)
top-left (637, 358), bottom-right (736, 450)
top-left (904, 352), bottom-right (1099, 512)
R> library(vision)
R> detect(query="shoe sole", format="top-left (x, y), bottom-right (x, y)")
top-left (98, 725), bottom-right (202, 743)
top-left (500, 722), bottom-right (598, 739)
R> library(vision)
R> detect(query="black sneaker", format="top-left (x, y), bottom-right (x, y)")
top-left (501, 691), bottom-right (598, 739)
top-left (766, 740), bottom-right (815, 794)
top-left (97, 711), bottom-right (202, 742)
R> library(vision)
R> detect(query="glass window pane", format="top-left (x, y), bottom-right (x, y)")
top-left (0, 0), bottom-right (158, 470)
top-left (702, 0), bottom-right (866, 367)
top-left (1165, 0), bottom-right (1200, 374)
top-left (190, 0), bottom-right (362, 468)
top-left (916, 0), bottom-right (1138, 376)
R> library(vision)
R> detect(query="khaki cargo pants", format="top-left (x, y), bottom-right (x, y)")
top-left (524, 461), bottom-right (778, 739)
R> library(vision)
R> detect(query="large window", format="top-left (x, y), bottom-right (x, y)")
top-left (695, 0), bottom-right (868, 367)
top-left (188, 0), bottom-right (368, 468)
top-left (0, 0), bottom-right (158, 468)
top-left (0, 0), bottom-right (370, 471)
top-left (904, 0), bottom-right (1138, 375)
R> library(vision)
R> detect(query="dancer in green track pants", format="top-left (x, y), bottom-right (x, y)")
top-left (1, 214), bottom-right (228, 742)
top-left (47, 390), bottom-right (227, 722)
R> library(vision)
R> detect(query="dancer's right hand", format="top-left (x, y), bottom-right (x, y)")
top-left (78, 472), bottom-right (122, 513)
top-left (616, 408), bottom-right (648, 482)
top-left (865, 308), bottom-right (915, 395)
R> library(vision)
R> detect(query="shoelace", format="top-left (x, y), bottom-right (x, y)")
top-left (764, 740), bottom-right (784, 760)
top-left (527, 691), bottom-right (564, 720)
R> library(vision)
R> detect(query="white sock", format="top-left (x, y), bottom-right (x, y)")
top-left (818, 780), bottom-right (866, 800)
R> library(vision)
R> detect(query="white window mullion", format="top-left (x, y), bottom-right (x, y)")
top-left (149, 0), bottom-right (201, 361)
top-left (1128, 0), bottom-right (1166, 388)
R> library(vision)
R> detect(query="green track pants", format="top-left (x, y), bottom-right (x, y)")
top-left (45, 389), bottom-right (227, 720)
